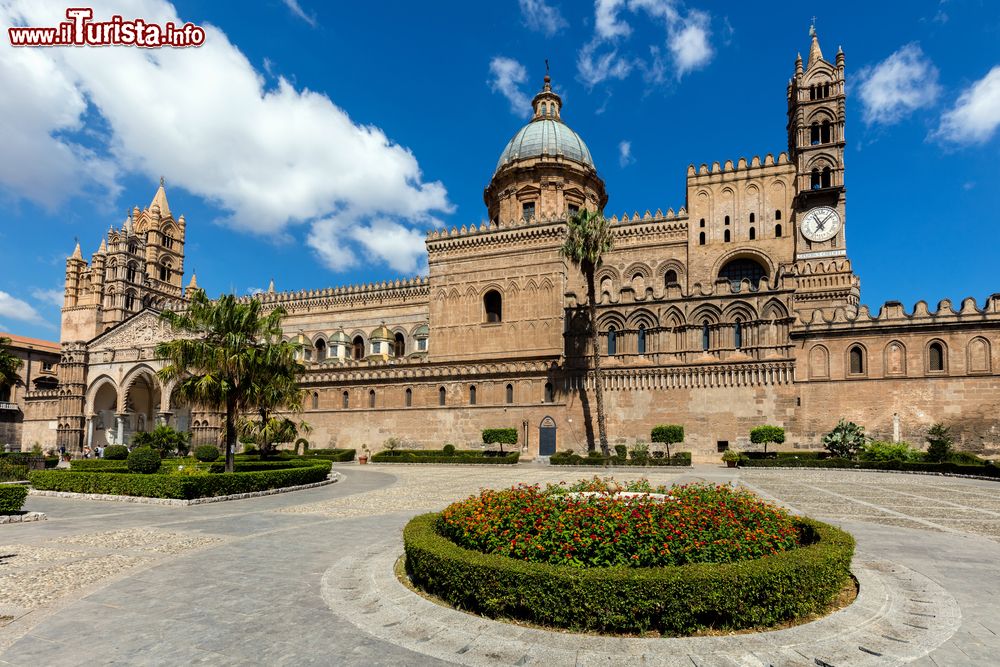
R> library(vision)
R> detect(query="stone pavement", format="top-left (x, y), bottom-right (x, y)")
top-left (0, 464), bottom-right (998, 665)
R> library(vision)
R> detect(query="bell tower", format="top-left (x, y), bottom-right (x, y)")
top-left (787, 24), bottom-right (859, 317)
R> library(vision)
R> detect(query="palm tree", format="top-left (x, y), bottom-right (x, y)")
top-left (239, 341), bottom-right (307, 458)
top-left (0, 337), bottom-right (23, 401)
top-left (562, 208), bottom-right (614, 456)
top-left (155, 290), bottom-right (302, 472)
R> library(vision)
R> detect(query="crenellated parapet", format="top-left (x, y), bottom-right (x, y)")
top-left (687, 152), bottom-right (793, 180)
top-left (232, 277), bottom-right (431, 312)
top-left (794, 294), bottom-right (1000, 331)
top-left (299, 357), bottom-right (554, 386)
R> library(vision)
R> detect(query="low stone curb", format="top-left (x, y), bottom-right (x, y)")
top-left (0, 511), bottom-right (47, 524)
top-left (740, 465), bottom-right (1000, 482)
top-left (27, 472), bottom-right (341, 506)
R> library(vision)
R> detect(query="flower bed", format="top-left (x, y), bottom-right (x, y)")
top-left (371, 449), bottom-right (519, 464)
top-left (404, 481), bottom-right (854, 634)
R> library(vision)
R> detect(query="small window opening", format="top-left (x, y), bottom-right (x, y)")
top-left (607, 326), bottom-right (617, 356)
top-left (505, 383), bottom-right (514, 404)
top-left (522, 201), bottom-right (535, 221)
top-left (439, 386), bottom-right (446, 406)
top-left (544, 382), bottom-right (554, 403)
top-left (469, 385), bottom-right (477, 405)
top-left (368, 389), bottom-right (376, 408)
top-left (342, 391), bottom-right (349, 408)
top-left (484, 290), bottom-right (502, 323)
top-left (929, 342), bottom-right (944, 371)
top-left (405, 388), bottom-right (412, 407)
top-left (638, 325), bottom-right (647, 355)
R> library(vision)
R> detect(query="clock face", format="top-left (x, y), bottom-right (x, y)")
top-left (800, 206), bottom-right (842, 242)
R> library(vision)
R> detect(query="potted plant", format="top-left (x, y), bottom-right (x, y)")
top-left (722, 449), bottom-right (740, 468)
top-left (358, 444), bottom-right (370, 465)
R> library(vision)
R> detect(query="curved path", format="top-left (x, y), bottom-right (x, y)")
top-left (1, 465), bottom-right (998, 665)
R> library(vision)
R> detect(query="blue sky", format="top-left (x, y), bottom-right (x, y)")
top-left (1, 0), bottom-right (999, 341)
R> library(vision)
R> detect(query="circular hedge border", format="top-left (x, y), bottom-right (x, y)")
top-left (403, 513), bottom-right (855, 636)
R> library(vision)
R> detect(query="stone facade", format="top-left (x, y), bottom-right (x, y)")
top-left (21, 30), bottom-right (1000, 460)
top-left (1, 333), bottom-right (60, 449)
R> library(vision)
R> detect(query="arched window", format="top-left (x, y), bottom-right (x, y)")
top-left (809, 84), bottom-right (816, 100)
top-left (315, 339), bottom-right (326, 361)
top-left (438, 386), bottom-right (446, 406)
top-left (368, 389), bottom-right (376, 408)
top-left (719, 258), bottom-right (767, 288)
top-left (775, 209), bottom-right (782, 221)
top-left (724, 215), bottom-right (730, 226)
top-left (124, 292), bottom-right (136, 311)
top-left (128, 241), bottom-right (138, 254)
top-left (405, 387), bottom-right (412, 407)
top-left (311, 392), bottom-right (319, 409)
top-left (749, 212), bottom-right (755, 223)
top-left (821, 120), bottom-right (831, 143)
top-left (393, 332), bottom-right (405, 358)
top-left (352, 336), bottom-right (364, 360)
top-left (698, 232), bottom-right (706, 245)
top-left (126, 262), bottom-right (137, 282)
top-left (342, 391), bottom-right (349, 408)
top-left (505, 383), bottom-right (514, 404)
top-left (749, 227), bottom-right (756, 240)
top-left (702, 321), bottom-right (710, 351)
top-left (159, 263), bottom-right (170, 282)
top-left (163, 233), bottom-right (174, 249)
top-left (810, 123), bottom-right (820, 145)
top-left (469, 385), bottom-right (477, 405)
top-left (811, 169), bottom-right (821, 189)
top-left (699, 218), bottom-right (705, 227)
top-left (484, 290), bottom-right (502, 323)
top-left (849, 346), bottom-right (865, 374)
top-left (544, 382), bottom-right (554, 403)
top-left (775, 224), bottom-right (783, 238)
top-left (638, 324), bottom-right (647, 355)
top-left (821, 167), bottom-right (832, 188)
top-left (664, 269), bottom-right (678, 286)
top-left (734, 319), bottom-right (743, 350)
top-left (824, 83), bottom-right (830, 97)
top-left (607, 326), bottom-right (617, 356)
top-left (929, 342), bottom-right (945, 371)
top-left (724, 229), bottom-right (731, 243)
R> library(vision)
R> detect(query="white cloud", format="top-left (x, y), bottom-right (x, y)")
top-left (0, 291), bottom-right (52, 327)
top-left (348, 218), bottom-right (429, 275)
top-left (595, 0), bottom-right (631, 39)
top-left (519, 0), bottom-right (567, 36)
top-left (667, 9), bottom-right (713, 78)
top-left (0, 0), bottom-right (451, 277)
top-left (618, 140), bottom-right (633, 167)
top-left (30, 288), bottom-right (64, 308)
top-left (577, 39), bottom-right (632, 88)
top-left (488, 56), bottom-right (532, 116)
top-left (934, 66), bottom-right (1000, 144)
top-left (281, 0), bottom-right (317, 27)
top-left (857, 43), bottom-right (940, 125)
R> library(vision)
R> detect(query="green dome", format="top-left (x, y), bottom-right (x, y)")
top-left (496, 118), bottom-right (595, 173)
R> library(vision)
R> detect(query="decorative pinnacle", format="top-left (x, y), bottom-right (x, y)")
top-left (810, 17), bottom-right (816, 38)
top-left (160, 175), bottom-right (165, 187)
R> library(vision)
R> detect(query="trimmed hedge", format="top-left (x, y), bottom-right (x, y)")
top-left (404, 513), bottom-right (854, 635)
top-left (29, 461), bottom-right (332, 499)
top-left (103, 445), bottom-right (129, 460)
top-left (127, 447), bottom-right (161, 474)
top-left (194, 445), bottom-right (220, 462)
top-left (299, 448), bottom-right (356, 462)
top-left (71, 459), bottom-right (131, 471)
top-left (738, 457), bottom-right (1000, 478)
top-left (0, 485), bottom-right (29, 513)
top-left (372, 449), bottom-right (519, 464)
top-left (550, 451), bottom-right (692, 467)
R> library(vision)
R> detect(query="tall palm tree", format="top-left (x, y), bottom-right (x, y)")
top-left (239, 341), bottom-right (307, 458)
top-left (155, 290), bottom-right (301, 472)
top-left (562, 208), bottom-right (614, 456)
top-left (0, 337), bottom-right (23, 401)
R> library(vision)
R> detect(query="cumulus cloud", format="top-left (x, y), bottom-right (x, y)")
top-left (281, 0), bottom-right (316, 27)
top-left (30, 288), bottom-right (64, 308)
top-left (0, 291), bottom-right (52, 327)
top-left (934, 66), bottom-right (1000, 144)
top-left (857, 43), bottom-right (940, 125)
top-left (488, 56), bottom-right (532, 116)
top-left (0, 0), bottom-right (451, 275)
top-left (618, 140), bottom-right (633, 167)
top-left (519, 0), bottom-right (567, 36)
top-left (667, 9), bottom-right (712, 78)
top-left (595, 0), bottom-right (631, 39)
top-left (577, 39), bottom-right (632, 88)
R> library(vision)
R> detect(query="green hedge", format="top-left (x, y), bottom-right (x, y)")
top-left (29, 461), bottom-right (332, 500)
top-left (404, 513), bottom-right (854, 635)
top-left (372, 450), bottom-right (519, 464)
top-left (0, 485), bottom-right (29, 513)
top-left (299, 448), bottom-right (356, 462)
top-left (738, 457), bottom-right (1000, 478)
top-left (550, 451), bottom-right (692, 466)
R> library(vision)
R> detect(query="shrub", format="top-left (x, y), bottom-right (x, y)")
top-left (0, 460), bottom-right (29, 483)
top-left (859, 441), bottom-right (921, 463)
top-left (926, 423), bottom-right (954, 463)
top-left (750, 425), bottom-right (785, 454)
top-left (300, 448), bottom-right (356, 462)
top-left (127, 447), bottom-right (162, 474)
top-left (371, 450), bottom-right (519, 464)
top-left (550, 451), bottom-right (690, 467)
top-left (651, 425), bottom-right (684, 458)
top-left (194, 445), bottom-right (221, 462)
top-left (384, 437), bottom-right (401, 452)
top-left (442, 444), bottom-right (456, 456)
top-left (629, 441), bottom-right (650, 464)
top-left (722, 449), bottom-right (740, 463)
top-left (614, 444), bottom-right (627, 460)
top-left (404, 513), bottom-right (854, 635)
top-left (243, 444), bottom-right (258, 455)
top-left (103, 445), bottom-right (129, 460)
top-left (0, 485), bottom-right (29, 513)
top-left (822, 419), bottom-right (866, 459)
top-left (131, 425), bottom-right (191, 456)
top-left (482, 428), bottom-right (518, 453)
top-left (950, 450), bottom-right (986, 465)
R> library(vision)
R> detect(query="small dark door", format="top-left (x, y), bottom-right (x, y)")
top-left (539, 416), bottom-right (557, 456)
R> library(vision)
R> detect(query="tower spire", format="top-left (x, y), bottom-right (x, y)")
top-left (531, 66), bottom-right (561, 120)
top-left (807, 20), bottom-right (824, 69)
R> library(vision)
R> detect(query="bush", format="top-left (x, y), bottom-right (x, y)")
top-left (550, 451), bottom-right (691, 467)
top-left (482, 428), bottom-right (518, 453)
top-left (299, 448), bottom-right (355, 462)
top-left (722, 449), bottom-right (740, 463)
top-left (950, 450), bottom-right (986, 465)
top-left (859, 441), bottom-right (922, 463)
top-left (0, 485), bottom-right (29, 513)
top-left (103, 445), bottom-right (129, 460)
top-left (0, 460), bottom-right (29, 482)
top-left (194, 445), bottom-right (221, 462)
top-left (614, 444), bottom-right (627, 460)
top-left (651, 425), bottom-right (684, 458)
top-left (70, 459), bottom-right (130, 472)
top-left (629, 441), bottom-right (650, 464)
top-left (29, 461), bottom-right (331, 499)
top-left (822, 419), bottom-right (866, 459)
top-left (371, 449), bottom-right (519, 464)
top-left (926, 423), bottom-right (954, 463)
top-left (750, 425), bottom-right (785, 454)
top-left (130, 425), bottom-right (191, 456)
top-left (127, 447), bottom-right (162, 474)
top-left (442, 444), bottom-right (456, 456)
top-left (404, 513), bottom-right (854, 635)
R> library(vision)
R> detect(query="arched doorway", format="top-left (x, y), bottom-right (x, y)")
top-left (124, 373), bottom-right (161, 444)
top-left (89, 381), bottom-right (118, 448)
top-left (538, 416), bottom-right (557, 457)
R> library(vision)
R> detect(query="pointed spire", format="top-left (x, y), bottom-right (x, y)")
top-left (187, 271), bottom-right (198, 289)
top-left (97, 239), bottom-right (106, 253)
top-left (807, 22), bottom-right (824, 70)
top-left (149, 177), bottom-right (172, 218)
top-left (795, 52), bottom-right (803, 75)
top-left (123, 212), bottom-right (133, 235)
top-left (267, 278), bottom-right (275, 293)
top-left (70, 241), bottom-right (82, 260)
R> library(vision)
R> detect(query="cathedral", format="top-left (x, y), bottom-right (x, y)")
top-left (20, 30), bottom-right (1000, 459)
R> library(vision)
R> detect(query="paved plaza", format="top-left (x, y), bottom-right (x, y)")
top-left (1, 464), bottom-right (999, 665)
